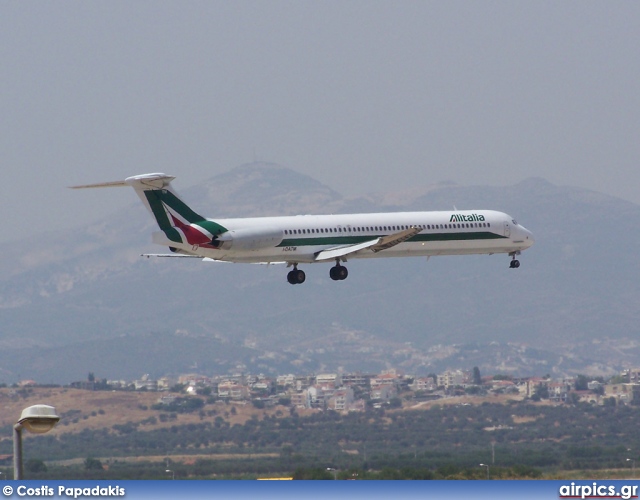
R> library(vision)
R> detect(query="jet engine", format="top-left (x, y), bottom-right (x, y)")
top-left (214, 227), bottom-right (284, 251)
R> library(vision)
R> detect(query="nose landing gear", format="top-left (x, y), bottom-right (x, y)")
top-left (509, 252), bottom-right (521, 268)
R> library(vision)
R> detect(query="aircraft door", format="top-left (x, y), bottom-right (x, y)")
top-left (503, 221), bottom-right (511, 237)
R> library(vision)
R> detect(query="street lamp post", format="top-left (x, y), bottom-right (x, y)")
top-left (13, 405), bottom-right (60, 480)
top-left (627, 458), bottom-right (635, 476)
top-left (165, 469), bottom-right (175, 480)
top-left (326, 468), bottom-right (337, 480)
top-left (479, 463), bottom-right (490, 480)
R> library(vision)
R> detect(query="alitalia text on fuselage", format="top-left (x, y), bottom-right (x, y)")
top-left (449, 213), bottom-right (485, 222)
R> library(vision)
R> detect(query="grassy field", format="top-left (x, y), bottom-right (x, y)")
top-left (1, 386), bottom-right (291, 433)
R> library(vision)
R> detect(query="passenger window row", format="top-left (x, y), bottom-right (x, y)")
top-left (283, 222), bottom-right (490, 235)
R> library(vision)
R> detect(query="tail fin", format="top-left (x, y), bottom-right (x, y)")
top-left (71, 173), bottom-right (227, 247)
top-left (124, 173), bottom-right (200, 229)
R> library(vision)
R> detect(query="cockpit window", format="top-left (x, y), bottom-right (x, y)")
top-left (512, 219), bottom-right (518, 225)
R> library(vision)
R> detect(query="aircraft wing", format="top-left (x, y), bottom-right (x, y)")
top-left (314, 226), bottom-right (421, 261)
top-left (370, 226), bottom-right (422, 252)
top-left (314, 239), bottom-right (381, 261)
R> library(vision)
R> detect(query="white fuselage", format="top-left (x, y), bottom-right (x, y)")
top-left (166, 209), bottom-right (534, 264)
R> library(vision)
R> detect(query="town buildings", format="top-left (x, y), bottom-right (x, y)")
top-left (63, 366), bottom-right (640, 410)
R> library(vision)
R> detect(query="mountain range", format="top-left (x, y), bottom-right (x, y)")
top-left (1, 162), bottom-right (639, 383)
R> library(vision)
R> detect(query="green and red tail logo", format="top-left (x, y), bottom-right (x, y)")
top-left (144, 190), bottom-right (227, 246)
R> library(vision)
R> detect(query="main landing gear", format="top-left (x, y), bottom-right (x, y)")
top-left (287, 266), bottom-right (306, 285)
top-left (509, 252), bottom-right (521, 269)
top-left (330, 261), bottom-right (348, 281)
top-left (286, 260), bottom-right (349, 284)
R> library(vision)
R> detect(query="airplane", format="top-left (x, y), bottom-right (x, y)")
top-left (71, 173), bottom-right (535, 284)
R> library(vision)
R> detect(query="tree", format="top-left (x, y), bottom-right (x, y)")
top-left (84, 457), bottom-right (104, 470)
top-left (533, 383), bottom-right (549, 400)
top-left (567, 392), bottom-right (581, 405)
top-left (472, 366), bottom-right (482, 385)
top-left (388, 397), bottom-right (402, 408)
top-left (25, 458), bottom-right (47, 473)
top-left (575, 375), bottom-right (589, 391)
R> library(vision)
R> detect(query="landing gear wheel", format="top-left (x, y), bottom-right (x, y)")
top-left (287, 269), bottom-right (306, 284)
top-left (337, 266), bottom-right (348, 280)
top-left (509, 251), bottom-right (521, 269)
top-left (330, 265), bottom-right (348, 281)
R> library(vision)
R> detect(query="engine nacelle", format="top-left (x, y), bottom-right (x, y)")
top-left (215, 227), bottom-right (283, 251)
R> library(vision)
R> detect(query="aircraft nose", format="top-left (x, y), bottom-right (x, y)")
top-left (521, 226), bottom-right (535, 247)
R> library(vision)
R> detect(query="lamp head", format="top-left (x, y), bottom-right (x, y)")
top-left (18, 405), bottom-right (60, 434)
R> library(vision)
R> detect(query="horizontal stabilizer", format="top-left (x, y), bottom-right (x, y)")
top-left (142, 253), bottom-right (203, 259)
top-left (70, 173), bottom-right (176, 190)
top-left (69, 180), bottom-right (128, 189)
top-left (141, 254), bottom-right (286, 265)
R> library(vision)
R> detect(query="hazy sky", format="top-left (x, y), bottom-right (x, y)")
top-left (2, 2), bottom-right (639, 243)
